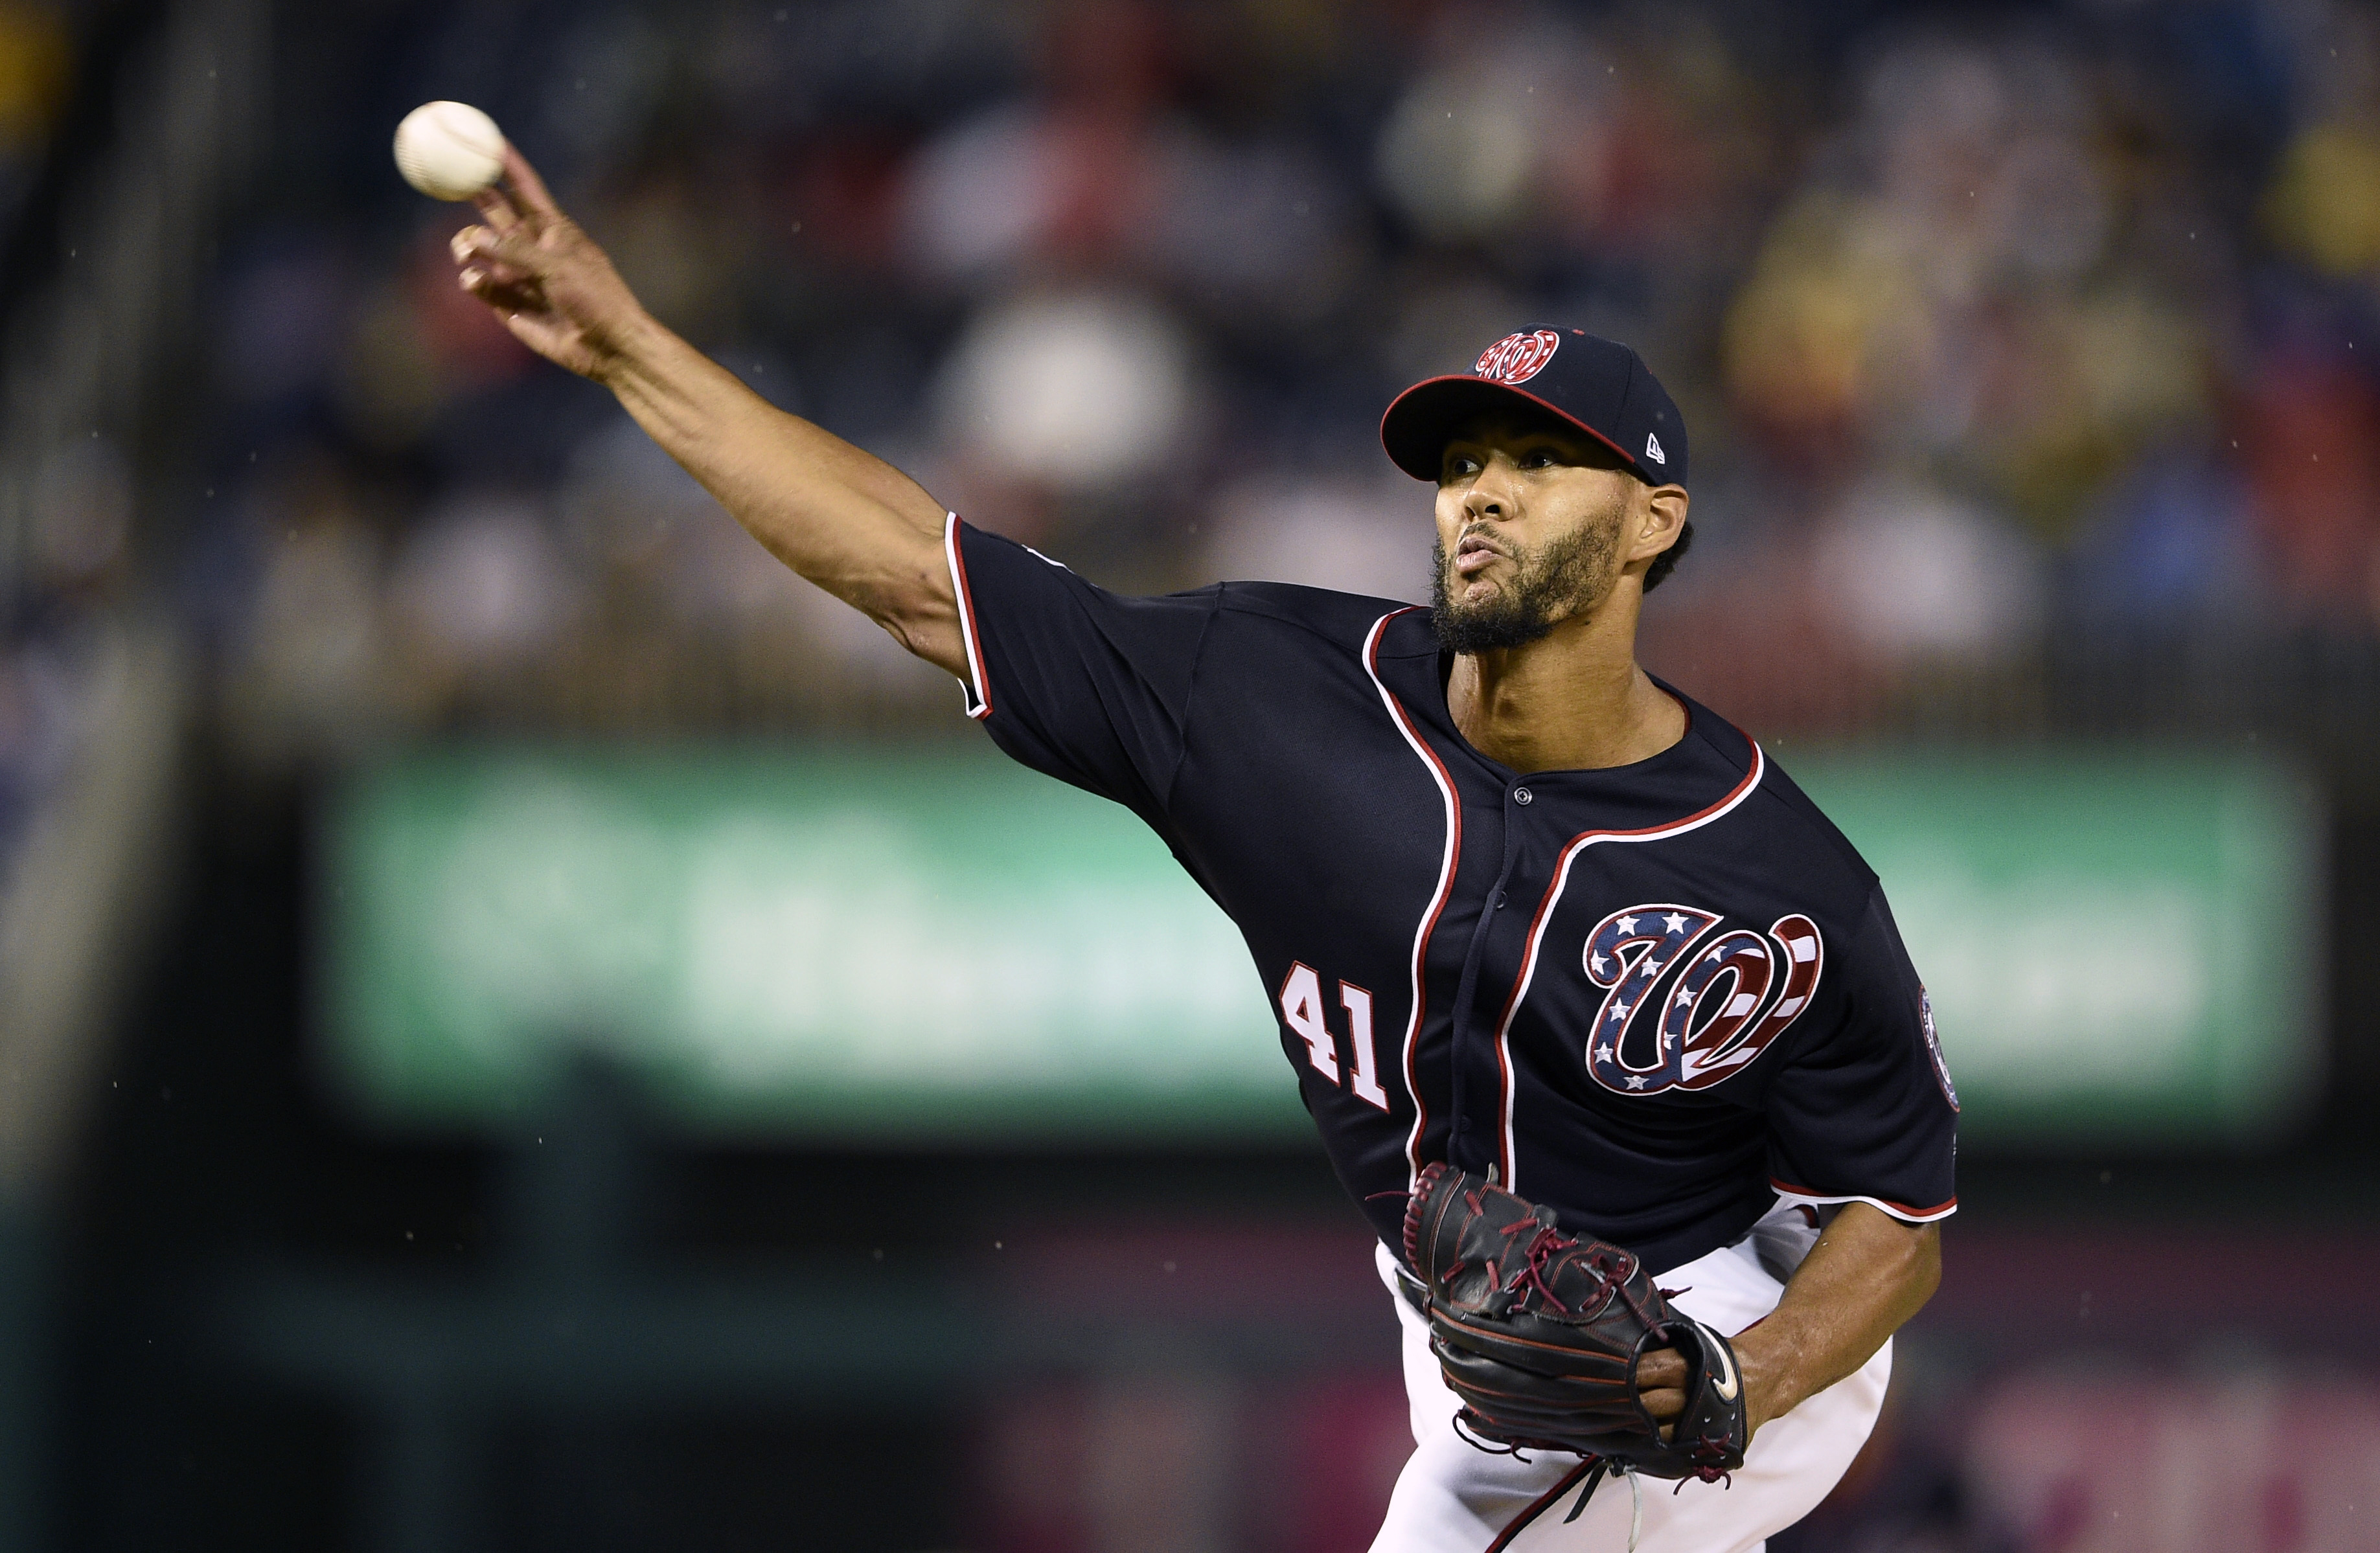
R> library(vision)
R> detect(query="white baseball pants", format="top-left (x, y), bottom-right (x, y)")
top-left (1367, 1227), bottom-right (1890, 1553)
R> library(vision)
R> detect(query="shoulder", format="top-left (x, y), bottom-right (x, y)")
top-left (957, 521), bottom-right (1228, 622)
top-left (1669, 688), bottom-right (1880, 899)
top-left (1212, 580), bottom-right (1425, 652)
top-left (961, 524), bottom-right (1408, 642)
top-left (1748, 757), bottom-right (1880, 891)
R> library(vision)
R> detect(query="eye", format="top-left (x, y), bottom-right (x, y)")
top-left (1520, 449), bottom-right (1559, 470)
top-left (1441, 452), bottom-right (1482, 481)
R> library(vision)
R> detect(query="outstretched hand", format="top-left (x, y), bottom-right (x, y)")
top-left (450, 147), bottom-right (645, 382)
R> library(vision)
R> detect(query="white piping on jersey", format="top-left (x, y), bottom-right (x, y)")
top-left (943, 512), bottom-right (992, 721)
top-left (1769, 1181), bottom-right (1958, 1224)
top-left (1362, 607), bottom-right (1461, 1187)
top-left (1489, 740), bottom-right (1767, 1194)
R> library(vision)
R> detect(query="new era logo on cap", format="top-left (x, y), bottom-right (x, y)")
top-left (1380, 324), bottom-right (1689, 488)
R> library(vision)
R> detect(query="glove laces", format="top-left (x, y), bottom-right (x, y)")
top-left (1493, 1217), bottom-right (1662, 1332)
top-left (1553, 1458), bottom-right (1643, 1550)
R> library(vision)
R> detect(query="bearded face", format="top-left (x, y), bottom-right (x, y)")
top-left (1429, 506), bottom-right (1623, 655)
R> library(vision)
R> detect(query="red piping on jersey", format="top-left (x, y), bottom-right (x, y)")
top-left (1770, 1178), bottom-right (1958, 1221)
top-left (1363, 606), bottom-right (1461, 1185)
top-left (943, 513), bottom-right (992, 721)
top-left (1489, 735), bottom-right (1768, 1192)
top-left (1482, 1458), bottom-right (1599, 1552)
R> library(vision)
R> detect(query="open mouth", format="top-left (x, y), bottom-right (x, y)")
top-left (1455, 531), bottom-right (1507, 577)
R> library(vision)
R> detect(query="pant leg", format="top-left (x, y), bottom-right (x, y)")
top-left (1368, 1248), bottom-right (1594, 1553)
top-left (1367, 1239), bottom-right (1890, 1553)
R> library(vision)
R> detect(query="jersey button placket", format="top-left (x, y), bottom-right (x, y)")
top-left (1459, 783), bottom-right (1537, 1178)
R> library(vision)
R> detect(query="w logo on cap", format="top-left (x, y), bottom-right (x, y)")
top-left (1644, 433), bottom-right (1667, 466)
top-left (1474, 330), bottom-right (1561, 385)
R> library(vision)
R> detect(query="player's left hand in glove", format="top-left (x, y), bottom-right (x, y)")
top-left (1402, 1161), bottom-right (1748, 1484)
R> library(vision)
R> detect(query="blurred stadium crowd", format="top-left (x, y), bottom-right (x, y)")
top-left (0, 0), bottom-right (81, 931)
top-left (0, 0), bottom-right (2361, 914)
top-left (6, 5), bottom-right (2380, 1548)
top-left (6, 0), bottom-right (2380, 863)
top-left (140, 0), bottom-right (2380, 752)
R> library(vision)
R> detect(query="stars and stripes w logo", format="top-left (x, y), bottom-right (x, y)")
top-left (1579, 903), bottom-right (1824, 1096)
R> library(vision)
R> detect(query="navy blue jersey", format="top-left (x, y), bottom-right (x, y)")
top-left (944, 517), bottom-right (1958, 1274)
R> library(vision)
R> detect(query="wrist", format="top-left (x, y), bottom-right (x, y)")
top-left (1729, 1324), bottom-right (1803, 1436)
top-left (590, 304), bottom-right (669, 390)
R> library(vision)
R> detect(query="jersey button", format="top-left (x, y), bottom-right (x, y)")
top-left (1513, 787), bottom-right (1533, 805)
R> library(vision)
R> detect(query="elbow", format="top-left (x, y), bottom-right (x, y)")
top-left (871, 584), bottom-right (970, 683)
top-left (875, 586), bottom-right (946, 652)
top-left (875, 604), bottom-right (924, 655)
top-left (841, 562), bottom-right (945, 650)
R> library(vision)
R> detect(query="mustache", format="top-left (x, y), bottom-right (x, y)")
top-left (1456, 524), bottom-right (1509, 558)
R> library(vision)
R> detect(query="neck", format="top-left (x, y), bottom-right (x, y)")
top-left (1444, 587), bottom-right (1686, 773)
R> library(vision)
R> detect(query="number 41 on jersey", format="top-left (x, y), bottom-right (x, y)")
top-left (1278, 962), bottom-right (1391, 1113)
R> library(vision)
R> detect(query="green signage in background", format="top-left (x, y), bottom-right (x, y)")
top-left (326, 745), bottom-right (2321, 1148)
top-left (328, 743), bottom-right (1307, 1141)
top-left (1789, 752), bottom-right (2321, 1146)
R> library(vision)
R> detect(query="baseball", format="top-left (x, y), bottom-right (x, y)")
top-left (393, 100), bottom-right (505, 201)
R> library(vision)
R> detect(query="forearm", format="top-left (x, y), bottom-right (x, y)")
top-left (599, 313), bottom-right (963, 672)
top-left (1733, 1204), bottom-right (1939, 1434)
top-left (450, 151), bottom-right (967, 679)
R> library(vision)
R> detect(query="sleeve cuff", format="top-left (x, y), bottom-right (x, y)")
top-left (943, 512), bottom-right (990, 721)
top-left (1769, 1177), bottom-right (1957, 1225)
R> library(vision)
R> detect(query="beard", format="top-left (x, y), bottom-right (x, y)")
top-left (1430, 516), bottom-right (1620, 654)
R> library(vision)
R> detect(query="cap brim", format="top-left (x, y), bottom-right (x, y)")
top-left (1379, 376), bottom-right (1647, 483)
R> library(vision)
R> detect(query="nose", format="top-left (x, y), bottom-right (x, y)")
top-left (1463, 466), bottom-right (1516, 522)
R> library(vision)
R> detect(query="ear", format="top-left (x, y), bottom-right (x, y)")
top-left (1624, 484), bottom-right (1689, 566)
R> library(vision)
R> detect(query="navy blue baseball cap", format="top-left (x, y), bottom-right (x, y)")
top-left (1380, 326), bottom-right (1688, 488)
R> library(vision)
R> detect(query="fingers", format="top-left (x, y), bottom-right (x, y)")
top-left (472, 181), bottom-right (523, 232)
top-left (458, 267), bottom-right (530, 310)
top-left (451, 222), bottom-right (540, 272)
top-left (472, 143), bottom-right (557, 231)
top-left (501, 144), bottom-right (562, 218)
top-left (1634, 1346), bottom-right (1686, 1422)
top-left (452, 227), bottom-right (544, 311)
top-left (457, 252), bottom-right (544, 306)
top-left (1634, 1346), bottom-right (1687, 1392)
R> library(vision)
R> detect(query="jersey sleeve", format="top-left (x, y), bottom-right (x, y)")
top-left (1761, 885), bottom-right (1959, 1225)
top-left (945, 516), bottom-right (1219, 821)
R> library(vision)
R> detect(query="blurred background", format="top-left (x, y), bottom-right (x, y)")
top-left (3, 0), bottom-right (2379, 1547)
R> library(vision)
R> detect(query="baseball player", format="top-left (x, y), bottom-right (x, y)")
top-left (449, 149), bottom-right (1954, 1552)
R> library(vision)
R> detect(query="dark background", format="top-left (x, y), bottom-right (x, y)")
top-left (6, 0), bottom-right (2380, 1548)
